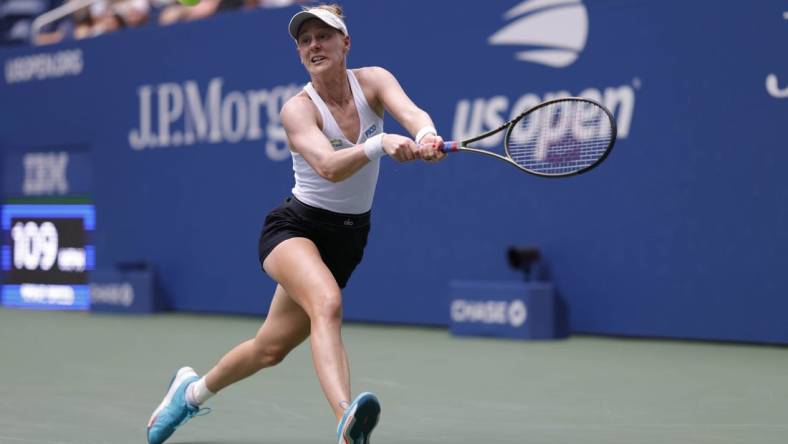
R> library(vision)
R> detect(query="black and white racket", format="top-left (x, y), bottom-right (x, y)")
top-left (441, 97), bottom-right (617, 177)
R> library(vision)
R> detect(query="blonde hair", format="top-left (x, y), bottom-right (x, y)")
top-left (305, 3), bottom-right (344, 19)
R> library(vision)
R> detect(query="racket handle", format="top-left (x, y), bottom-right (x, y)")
top-left (440, 141), bottom-right (460, 153)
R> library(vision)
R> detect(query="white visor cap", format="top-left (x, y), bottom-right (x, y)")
top-left (288, 8), bottom-right (349, 40)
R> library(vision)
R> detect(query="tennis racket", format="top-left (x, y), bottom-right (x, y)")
top-left (440, 97), bottom-right (617, 177)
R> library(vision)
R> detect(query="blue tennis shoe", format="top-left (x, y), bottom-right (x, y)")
top-left (147, 366), bottom-right (209, 444)
top-left (337, 392), bottom-right (381, 444)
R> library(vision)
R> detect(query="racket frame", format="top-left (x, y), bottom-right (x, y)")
top-left (451, 97), bottom-right (618, 178)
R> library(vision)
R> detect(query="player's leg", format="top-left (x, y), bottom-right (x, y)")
top-left (263, 237), bottom-right (381, 444)
top-left (202, 284), bottom-right (311, 393)
top-left (147, 285), bottom-right (310, 444)
top-left (263, 236), bottom-right (351, 420)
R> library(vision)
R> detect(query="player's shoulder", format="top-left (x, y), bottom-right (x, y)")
top-left (353, 66), bottom-right (394, 84)
top-left (353, 67), bottom-right (398, 104)
top-left (282, 90), bottom-right (313, 112)
top-left (281, 90), bottom-right (317, 122)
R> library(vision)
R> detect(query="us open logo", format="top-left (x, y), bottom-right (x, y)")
top-left (765, 12), bottom-right (788, 99)
top-left (488, 0), bottom-right (589, 68)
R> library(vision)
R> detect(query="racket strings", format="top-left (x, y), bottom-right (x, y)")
top-left (507, 100), bottom-right (614, 176)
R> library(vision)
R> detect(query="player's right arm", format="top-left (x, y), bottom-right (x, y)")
top-left (281, 95), bottom-right (417, 182)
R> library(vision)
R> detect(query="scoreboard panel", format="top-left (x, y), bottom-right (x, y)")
top-left (1, 204), bottom-right (95, 310)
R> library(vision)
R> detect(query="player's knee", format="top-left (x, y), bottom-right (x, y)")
top-left (310, 290), bottom-right (343, 324)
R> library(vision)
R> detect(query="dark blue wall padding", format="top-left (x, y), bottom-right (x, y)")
top-left (2, 0), bottom-right (787, 343)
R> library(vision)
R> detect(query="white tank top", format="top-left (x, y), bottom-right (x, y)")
top-left (291, 69), bottom-right (384, 214)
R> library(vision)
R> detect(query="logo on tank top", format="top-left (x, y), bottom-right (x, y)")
top-left (363, 124), bottom-right (377, 139)
top-left (330, 139), bottom-right (343, 148)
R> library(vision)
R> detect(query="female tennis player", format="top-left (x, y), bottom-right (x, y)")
top-left (146, 4), bottom-right (445, 444)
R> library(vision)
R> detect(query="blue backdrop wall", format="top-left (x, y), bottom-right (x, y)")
top-left (2, 0), bottom-right (787, 343)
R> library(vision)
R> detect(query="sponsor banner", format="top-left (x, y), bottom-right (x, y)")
top-left (449, 281), bottom-right (565, 340)
top-left (765, 12), bottom-right (788, 99)
top-left (128, 79), bottom-right (301, 161)
top-left (488, 0), bottom-right (588, 68)
top-left (3, 49), bottom-right (84, 85)
top-left (1, 284), bottom-right (90, 310)
top-left (90, 269), bottom-right (159, 314)
top-left (2, 149), bottom-right (92, 197)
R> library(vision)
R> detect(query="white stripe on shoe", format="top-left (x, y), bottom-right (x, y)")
top-left (338, 403), bottom-right (359, 444)
top-left (147, 366), bottom-right (197, 428)
top-left (337, 393), bottom-right (380, 444)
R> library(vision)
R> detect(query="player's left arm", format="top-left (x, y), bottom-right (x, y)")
top-left (360, 67), bottom-right (445, 162)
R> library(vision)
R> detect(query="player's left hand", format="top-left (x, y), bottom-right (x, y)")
top-left (417, 134), bottom-right (447, 163)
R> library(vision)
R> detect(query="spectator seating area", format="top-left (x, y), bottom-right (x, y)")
top-left (0, 0), bottom-right (305, 46)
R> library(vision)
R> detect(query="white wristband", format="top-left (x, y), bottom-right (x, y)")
top-left (415, 126), bottom-right (437, 144)
top-left (363, 133), bottom-right (386, 160)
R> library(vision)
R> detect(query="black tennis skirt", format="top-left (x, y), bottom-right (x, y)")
top-left (258, 196), bottom-right (371, 288)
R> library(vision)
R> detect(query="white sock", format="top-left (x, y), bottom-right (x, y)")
top-left (186, 377), bottom-right (214, 407)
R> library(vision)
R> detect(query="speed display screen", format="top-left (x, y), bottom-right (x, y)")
top-left (9, 217), bottom-right (86, 284)
top-left (1, 204), bottom-right (94, 310)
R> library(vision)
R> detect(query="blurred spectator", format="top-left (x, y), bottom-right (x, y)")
top-left (156, 0), bottom-right (216, 26)
top-left (156, 0), bottom-right (257, 26)
top-left (33, 0), bottom-right (94, 44)
top-left (88, 0), bottom-right (149, 37)
top-left (154, 0), bottom-right (309, 27)
top-left (30, 0), bottom-right (149, 44)
top-left (6, 0), bottom-right (306, 46)
top-left (70, 1), bottom-right (92, 37)
top-left (0, 0), bottom-right (64, 45)
top-left (259, 0), bottom-right (300, 7)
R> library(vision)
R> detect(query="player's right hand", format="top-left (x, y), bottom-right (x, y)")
top-left (382, 134), bottom-right (417, 162)
top-left (416, 134), bottom-right (446, 163)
